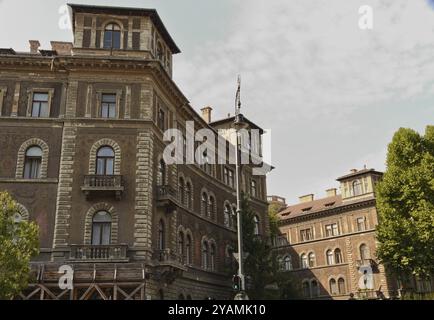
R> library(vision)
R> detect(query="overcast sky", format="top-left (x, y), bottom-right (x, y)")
top-left (1, 0), bottom-right (433, 204)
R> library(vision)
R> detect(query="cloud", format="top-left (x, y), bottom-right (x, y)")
top-left (173, 0), bottom-right (434, 200)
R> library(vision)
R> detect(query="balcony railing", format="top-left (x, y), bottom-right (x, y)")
top-left (81, 175), bottom-right (124, 200)
top-left (156, 185), bottom-right (178, 210)
top-left (355, 290), bottom-right (379, 300)
top-left (69, 245), bottom-right (129, 262)
top-left (154, 249), bottom-right (178, 263)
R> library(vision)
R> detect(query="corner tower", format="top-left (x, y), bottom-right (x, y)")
top-left (68, 3), bottom-right (180, 77)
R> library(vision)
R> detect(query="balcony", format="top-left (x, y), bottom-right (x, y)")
top-left (155, 185), bottom-right (178, 211)
top-left (69, 245), bottom-right (129, 263)
top-left (355, 290), bottom-right (379, 300)
top-left (81, 175), bottom-right (124, 200)
top-left (153, 249), bottom-right (187, 285)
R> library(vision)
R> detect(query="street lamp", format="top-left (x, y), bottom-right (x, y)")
top-left (232, 76), bottom-right (249, 300)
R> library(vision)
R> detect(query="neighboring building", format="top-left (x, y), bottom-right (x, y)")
top-left (273, 168), bottom-right (399, 300)
top-left (0, 4), bottom-right (270, 300)
top-left (268, 195), bottom-right (287, 212)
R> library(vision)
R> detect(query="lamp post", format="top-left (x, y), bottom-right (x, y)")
top-left (233, 77), bottom-right (249, 300)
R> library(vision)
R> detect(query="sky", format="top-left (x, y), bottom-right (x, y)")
top-left (1, 0), bottom-right (433, 204)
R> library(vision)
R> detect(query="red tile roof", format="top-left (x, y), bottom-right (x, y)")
top-left (278, 195), bottom-right (343, 219)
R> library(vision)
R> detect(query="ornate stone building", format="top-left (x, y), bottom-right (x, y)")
top-left (0, 4), bottom-right (270, 300)
top-left (273, 168), bottom-right (400, 300)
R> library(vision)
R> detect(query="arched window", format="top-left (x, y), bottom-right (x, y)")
top-left (329, 278), bottom-right (338, 295)
top-left (284, 256), bottom-right (292, 271)
top-left (185, 182), bottom-right (192, 209)
top-left (353, 180), bottom-right (363, 196)
top-left (335, 249), bottom-right (343, 264)
top-left (253, 215), bottom-right (260, 236)
top-left (302, 281), bottom-right (310, 298)
top-left (178, 231), bottom-right (184, 263)
top-left (178, 294), bottom-right (185, 300)
top-left (158, 159), bottom-right (166, 186)
top-left (13, 213), bottom-right (22, 224)
top-left (91, 211), bottom-right (112, 245)
top-left (224, 204), bottom-right (231, 228)
top-left (308, 252), bottom-right (316, 268)
top-left (301, 254), bottom-right (308, 269)
top-left (186, 234), bottom-right (192, 265)
top-left (360, 244), bottom-right (370, 261)
top-left (24, 146), bottom-right (42, 179)
top-left (201, 193), bottom-right (208, 216)
top-left (209, 196), bottom-right (215, 220)
top-left (326, 250), bottom-right (334, 265)
top-left (210, 243), bottom-right (216, 271)
top-left (179, 178), bottom-right (185, 205)
top-left (158, 220), bottom-right (165, 250)
top-left (96, 147), bottom-right (115, 175)
top-left (338, 278), bottom-right (346, 295)
top-left (104, 23), bottom-right (121, 49)
top-left (277, 256), bottom-right (284, 270)
top-left (311, 280), bottom-right (319, 298)
top-left (202, 241), bottom-right (209, 269)
top-left (186, 295), bottom-right (192, 300)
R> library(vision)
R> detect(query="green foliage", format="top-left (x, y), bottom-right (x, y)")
top-left (268, 202), bottom-right (282, 238)
top-left (0, 192), bottom-right (39, 300)
top-left (240, 194), bottom-right (298, 299)
top-left (376, 126), bottom-right (434, 278)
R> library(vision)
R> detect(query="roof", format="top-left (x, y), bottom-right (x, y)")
top-left (210, 115), bottom-right (264, 134)
top-left (278, 195), bottom-right (343, 220)
top-left (336, 168), bottom-right (383, 181)
top-left (278, 194), bottom-right (377, 222)
top-left (68, 3), bottom-right (181, 54)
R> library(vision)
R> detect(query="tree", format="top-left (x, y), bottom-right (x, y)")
top-left (376, 126), bottom-right (434, 279)
top-left (240, 194), bottom-right (298, 299)
top-left (0, 192), bottom-right (39, 299)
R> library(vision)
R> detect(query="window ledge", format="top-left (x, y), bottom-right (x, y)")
top-left (0, 178), bottom-right (58, 184)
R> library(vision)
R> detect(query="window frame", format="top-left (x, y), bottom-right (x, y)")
top-left (95, 146), bottom-right (115, 176)
top-left (23, 146), bottom-right (43, 179)
top-left (91, 211), bottom-right (112, 246)
top-left (103, 23), bottom-right (122, 50)
top-left (26, 88), bottom-right (54, 118)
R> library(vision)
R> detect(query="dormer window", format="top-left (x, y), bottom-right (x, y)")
top-left (104, 23), bottom-right (121, 49)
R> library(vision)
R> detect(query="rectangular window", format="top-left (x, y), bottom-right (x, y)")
top-left (158, 108), bottom-right (166, 130)
top-left (224, 167), bottom-right (235, 188)
top-left (251, 180), bottom-right (257, 198)
top-left (300, 228), bottom-right (313, 242)
top-left (101, 94), bottom-right (117, 118)
top-left (325, 223), bottom-right (339, 237)
top-left (31, 93), bottom-right (49, 118)
top-left (357, 217), bottom-right (366, 232)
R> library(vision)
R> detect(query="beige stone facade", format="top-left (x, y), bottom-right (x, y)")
top-left (273, 168), bottom-right (399, 300)
top-left (0, 4), bottom-right (270, 300)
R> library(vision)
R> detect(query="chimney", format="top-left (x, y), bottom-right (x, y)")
top-left (299, 194), bottom-right (314, 203)
top-left (326, 188), bottom-right (337, 197)
top-left (50, 41), bottom-right (73, 55)
top-left (201, 106), bottom-right (213, 124)
top-left (29, 40), bottom-right (41, 54)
